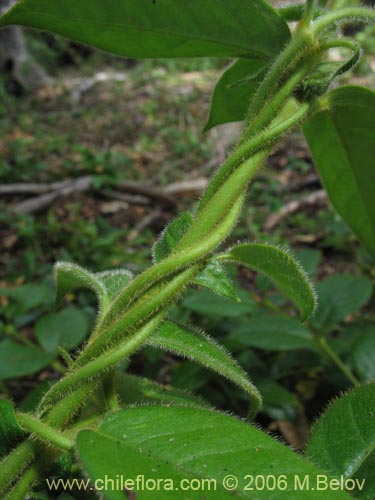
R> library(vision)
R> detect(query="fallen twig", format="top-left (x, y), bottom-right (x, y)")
top-left (13, 176), bottom-right (93, 215)
top-left (2, 175), bottom-right (210, 215)
top-left (127, 209), bottom-right (162, 241)
top-left (264, 189), bottom-right (327, 230)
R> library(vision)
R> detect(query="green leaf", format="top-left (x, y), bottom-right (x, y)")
top-left (153, 212), bottom-right (193, 263)
top-left (19, 381), bottom-right (54, 412)
top-left (54, 262), bottom-right (107, 307)
top-left (76, 406), bottom-right (352, 500)
top-left (350, 326), bottom-right (375, 382)
top-left (147, 320), bottom-right (261, 417)
top-left (54, 262), bottom-right (132, 312)
top-left (0, 339), bottom-right (53, 380)
top-left (327, 324), bottom-right (367, 357)
top-left (35, 306), bottom-right (89, 354)
top-left (0, 284), bottom-right (52, 313)
top-left (95, 270), bottom-right (133, 300)
top-left (114, 373), bottom-right (210, 409)
top-left (295, 249), bottom-right (322, 278)
top-left (303, 86), bottom-right (375, 258)
top-left (306, 383), bottom-right (375, 500)
top-left (255, 377), bottom-right (301, 421)
top-left (182, 289), bottom-right (256, 318)
top-left (0, 0), bottom-right (290, 60)
top-left (221, 243), bottom-right (317, 321)
top-left (0, 399), bottom-right (25, 456)
top-left (228, 315), bottom-right (315, 351)
top-left (194, 258), bottom-right (239, 301)
top-left (311, 274), bottom-right (373, 333)
top-left (205, 58), bottom-right (267, 131)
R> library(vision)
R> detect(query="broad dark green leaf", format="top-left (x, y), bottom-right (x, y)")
top-left (0, 339), bottom-right (53, 380)
top-left (147, 320), bottom-right (261, 416)
top-left (228, 315), bottom-right (315, 351)
top-left (0, 0), bottom-right (290, 60)
top-left (303, 86), bottom-right (375, 258)
top-left (205, 58), bottom-right (267, 130)
top-left (153, 212), bottom-right (193, 263)
top-left (194, 258), bottom-right (239, 301)
top-left (76, 406), bottom-right (352, 500)
top-left (114, 373), bottom-right (210, 409)
top-left (221, 243), bottom-right (317, 320)
top-left (306, 383), bottom-right (375, 500)
top-left (35, 306), bottom-right (89, 354)
top-left (311, 274), bottom-right (373, 333)
top-left (350, 326), bottom-right (375, 381)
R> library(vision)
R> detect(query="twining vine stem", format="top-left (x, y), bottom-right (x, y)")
top-left (1, 3), bottom-right (374, 498)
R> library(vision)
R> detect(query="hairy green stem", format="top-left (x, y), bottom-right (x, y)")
top-left (312, 6), bottom-right (375, 34)
top-left (6, 464), bottom-right (41, 500)
top-left (315, 336), bottom-right (359, 385)
top-left (16, 413), bottom-right (74, 451)
top-left (244, 24), bottom-right (315, 127)
top-left (278, 4), bottom-right (325, 21)
top-left (321, 38), bottom-right (362, 76)
top-left (3, 7), bottom-right (369, 494)
top-left (198, 100), bottom-right (311, 211)
top-left (304, 0), bottom-right (316, 23)
top-left (40, 313), bottom-right (167, 408)
top-left (102, 372), bottom-right (120, 412)
top-left (40, 97), bottom-right (312, 411)
top-left (98, 196), bottom-right (243, 329)
top-left (0, 441), bottom-right (37, 497)
top-left (178, 150), bottom-right (269, 248)
top-left (242, 59), bottom-right (314, 141)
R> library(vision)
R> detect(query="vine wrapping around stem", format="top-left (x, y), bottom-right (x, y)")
top-left (2, 8), bottom-right (362, 493)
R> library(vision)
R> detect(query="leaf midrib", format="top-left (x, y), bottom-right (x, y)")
top-left (1, 8), bottom-right (271, 59)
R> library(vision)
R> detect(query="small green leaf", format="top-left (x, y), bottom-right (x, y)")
top-left (255, 377), bottom-right (301, 421)
top-left (228, 315), bottom-right (315, 351)
top-left (54, 262), bottom-right (133, 312)
top-left (350, 326), bottom-right (375, 382)
top-left (0, 399), bottom-right (25, 456)
top-left (35, 306), bottom-right (89, 354)
top-left (76, 406), bottom-right (352, 500)
top-left (153, 212), bottom-right (193, 263)
top-left (19, 381), bottom-right (54, 412)
top-left (311, 274), bottom-right (373, 333)
top-left (147, 320), bottom-right (261, 417)
top-left (54, 262), bottom-right (107, 307)
top-left (204, 58), bottom-right (267, 130)
top-left (114, 373), bottom-right (210, 409)
top-left (0, 0), bottom-right (290, 60)
top-left (221, 243), bottom-right (317, 321)
top-left (0, 284), bottom-right (52, 313)
top-left (303, 86), bottom-right (375, 258)
top-left (306, 383), bottom-right (375, 500)
top-left (182, 289), bottom-right (256, 318)
top-left (295, 249), bottom-right (322, 278)
top-left (0, 339), bottom-right (53, 380)
top-left (194, 258), bottom-right (239, 301)
top-left (95, 270), bottom-right (133, 301)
